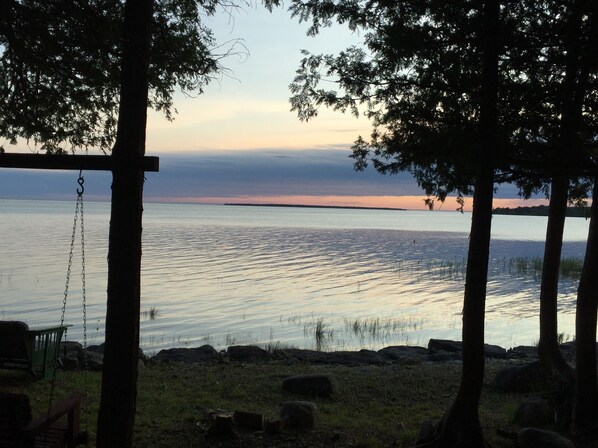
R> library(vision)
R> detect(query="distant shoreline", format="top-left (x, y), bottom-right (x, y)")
top-left (224, 203), bottom-right (407, 212)
top-left (493, 205), bottom-right (588, 218)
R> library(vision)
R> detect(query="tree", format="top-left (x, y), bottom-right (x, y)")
top-left (2, 1), bottom-right (280, 446)
top-left (1, 0), bottom-right (231, 153)
top-left (574, 180), bottom-right (598, 433)
top-left (508, 0), bottom-right (595, 389)
top-left (290, 1), bottom-right (598, 440)
top-left (571, 1), bottom-right (598, 432)
top-left (289, 1), bottom-right (505, 444)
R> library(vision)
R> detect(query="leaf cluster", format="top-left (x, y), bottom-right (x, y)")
top-left (288, 0), bottom-right (598, 204)
top-left (0, 0), bottom-right (280, 153)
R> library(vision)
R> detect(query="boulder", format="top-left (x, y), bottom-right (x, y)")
top-left (60, 340), bottom-right (83, 355)
top-left (282, 374), bottom-right (336, 398)
top-left (378, 346), bottom-right (429, 363)
top-left (517, 428), bottom-right (574, 448)
top-left (61, 353), bottom-right (80, 371)
top-left (282, 349), bottom-right (386, 366)
top-left (87, 343), bottom-right (147, 361)
top-left (80, 350), bottom-right (103, 371)
top-left (280, 401), bottom-right (317, 430)
top-left (513, 397), bottom-right (553, 427)
top-left (493, 361), bottom-right (546, 393)
top-left (227, 345), bottom-right (271, 362)
top-left (233, 410), bottom-right (264, 431)
top-left (59, 341), bottom-right (83, 371)
top-left (152, 345), bottom-right (219, 363)
top-left (427, 351), bottom-right (462, 362)
top-left (507, 346), bottom-right (538, 359)
top-left (207, 412), bottom-right (236, 438)
top-left (415, 419), bottom-right (436, 445)
top-left (428, 339), bottom-right (506, 359)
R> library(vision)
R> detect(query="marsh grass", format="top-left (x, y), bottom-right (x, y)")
top-left (2, 359), bottom-right (520, 447)
top-left (141, 306), bottom-right (160, 321)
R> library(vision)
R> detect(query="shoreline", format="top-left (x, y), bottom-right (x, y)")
top-left (60, 338), bottom-right (567, 371)
top-left (224, 202), bottom-right (407, 212)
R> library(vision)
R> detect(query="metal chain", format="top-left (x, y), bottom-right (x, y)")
top-left (60, 196), bottom-right (80, 327)
top-left (79, 184), bottom-right (88, 370)
top-left (48, 171), bottom-right (86, 437)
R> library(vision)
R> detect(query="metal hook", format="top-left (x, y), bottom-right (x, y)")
top-left (77, 170), bottom-right (85, 196)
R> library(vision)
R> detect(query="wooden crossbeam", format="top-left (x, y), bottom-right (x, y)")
top-left (0, 153), bottom-right (159, 172)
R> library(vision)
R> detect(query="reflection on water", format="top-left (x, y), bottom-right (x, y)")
top-left (0, 199), bottom-right (588, 353)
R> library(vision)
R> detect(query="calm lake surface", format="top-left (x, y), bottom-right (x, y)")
top-left (0, 199), bottom-right (590, 354)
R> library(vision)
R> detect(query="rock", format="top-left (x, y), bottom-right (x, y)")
top-left (517, 428), bottom-right (574, 448)
top-left (80, 350), bottom-right (103, 371)
top-left (493, 361), bottom-right (546, 393)
top-left (428, 339), bottom-right (463, 353)
top-left (264, 420), bottom-right (281, 434)
top-left (282, 374), bottom-right (336, 398)
top-left (427, 350), bottom-right (462, 362)
top-left (513, 397), bottom-right (553, 427)
top-left (415, 419), bottom-right (436, 444)
top-left (227, 345), bottom-right (271, 362)
top-left (483, 343), bottom-right (508, 359)
top-left (428, 339), bottom-right (506, 359)
top-left (207, 412), bottom-right (236, 438)
top-left (151, 345), bottom-right (219, 363)
top-left (233, 410), bottom-right (264, 431)
top-left (61, 353), bottom-right (80, 371)
top-left (378, 346), bottom-right (429, 363)
top-left (507, 346), bottom-right (538, 359)
top-left (280, 401), bottom-right (317, 430)
top-left (60, 340), bottom-right (83, 355)
top-left (282, 349), bottom-right (386, 366)
top-left (59, 341), bottom-right (83, 370)
top-left (86, 343), bottom-right (104, 353)
top-left (87, 343), bottom-right (147, 361)
top-left (559, 341), bottom-right (577, 361)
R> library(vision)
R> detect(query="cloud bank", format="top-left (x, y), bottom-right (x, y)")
top-left (0, 149), bottom-right (530, 207)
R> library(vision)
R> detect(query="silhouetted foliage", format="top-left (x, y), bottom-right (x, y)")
top-left (0, 0), bottom-right (279, 153)
top-left (288, 0), bottom-right (598, 443)
top-left (289, 1), bottom-right (504, 445)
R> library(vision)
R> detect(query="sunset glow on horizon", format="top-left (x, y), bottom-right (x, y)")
top-left (146, 194), bottom-right (549, 212)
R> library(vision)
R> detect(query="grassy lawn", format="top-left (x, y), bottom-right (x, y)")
top-left (2, 359), bottom-right (525, 447)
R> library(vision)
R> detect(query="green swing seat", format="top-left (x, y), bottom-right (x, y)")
top-left (0, 321), bottom-right (69, 380)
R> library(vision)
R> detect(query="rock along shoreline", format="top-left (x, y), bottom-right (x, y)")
top-left (59, 338), bottom-right (581, 371)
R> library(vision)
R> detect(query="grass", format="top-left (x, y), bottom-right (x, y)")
top-left (141, 306), bottom-right (160, 321)
top-left (2, 360), bottom-right (524, 447)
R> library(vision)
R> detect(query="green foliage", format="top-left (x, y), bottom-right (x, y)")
top-left (0, 0), bottom-right (280, 153)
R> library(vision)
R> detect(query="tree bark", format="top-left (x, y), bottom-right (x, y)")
top-left (96, 0), bottom-right (153, 446)
top-left (415, 1), bottom-right (499, 446)
top-left (573, 178), bottom-right (598, 433)
top-left (537, 175), bottom-right (574, 384)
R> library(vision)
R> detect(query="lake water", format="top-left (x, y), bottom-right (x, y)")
top-left (0, 199), bottom-right (590, 354)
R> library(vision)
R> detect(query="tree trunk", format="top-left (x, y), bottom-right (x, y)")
top-left (96, 0), bottom-right (153, 447)
top-left (565, 0), bottom-right (597, 433)
top-left (415, 1), bottom-right (499, 446)
top-left (572, 178), bottom-right (598, 433)
top-left (537, 175), bottom-right (574, 384)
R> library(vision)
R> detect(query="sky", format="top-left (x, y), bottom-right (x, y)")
top-left (1, 4), bottom-right (545, 211)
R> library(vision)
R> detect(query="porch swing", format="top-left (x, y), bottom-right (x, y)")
top-left (0, 151), bottom-right (159, 447)
top-left (0, 172), bottom-right (88, 380)
top-left (0, 171), bottom-right (90, 447)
